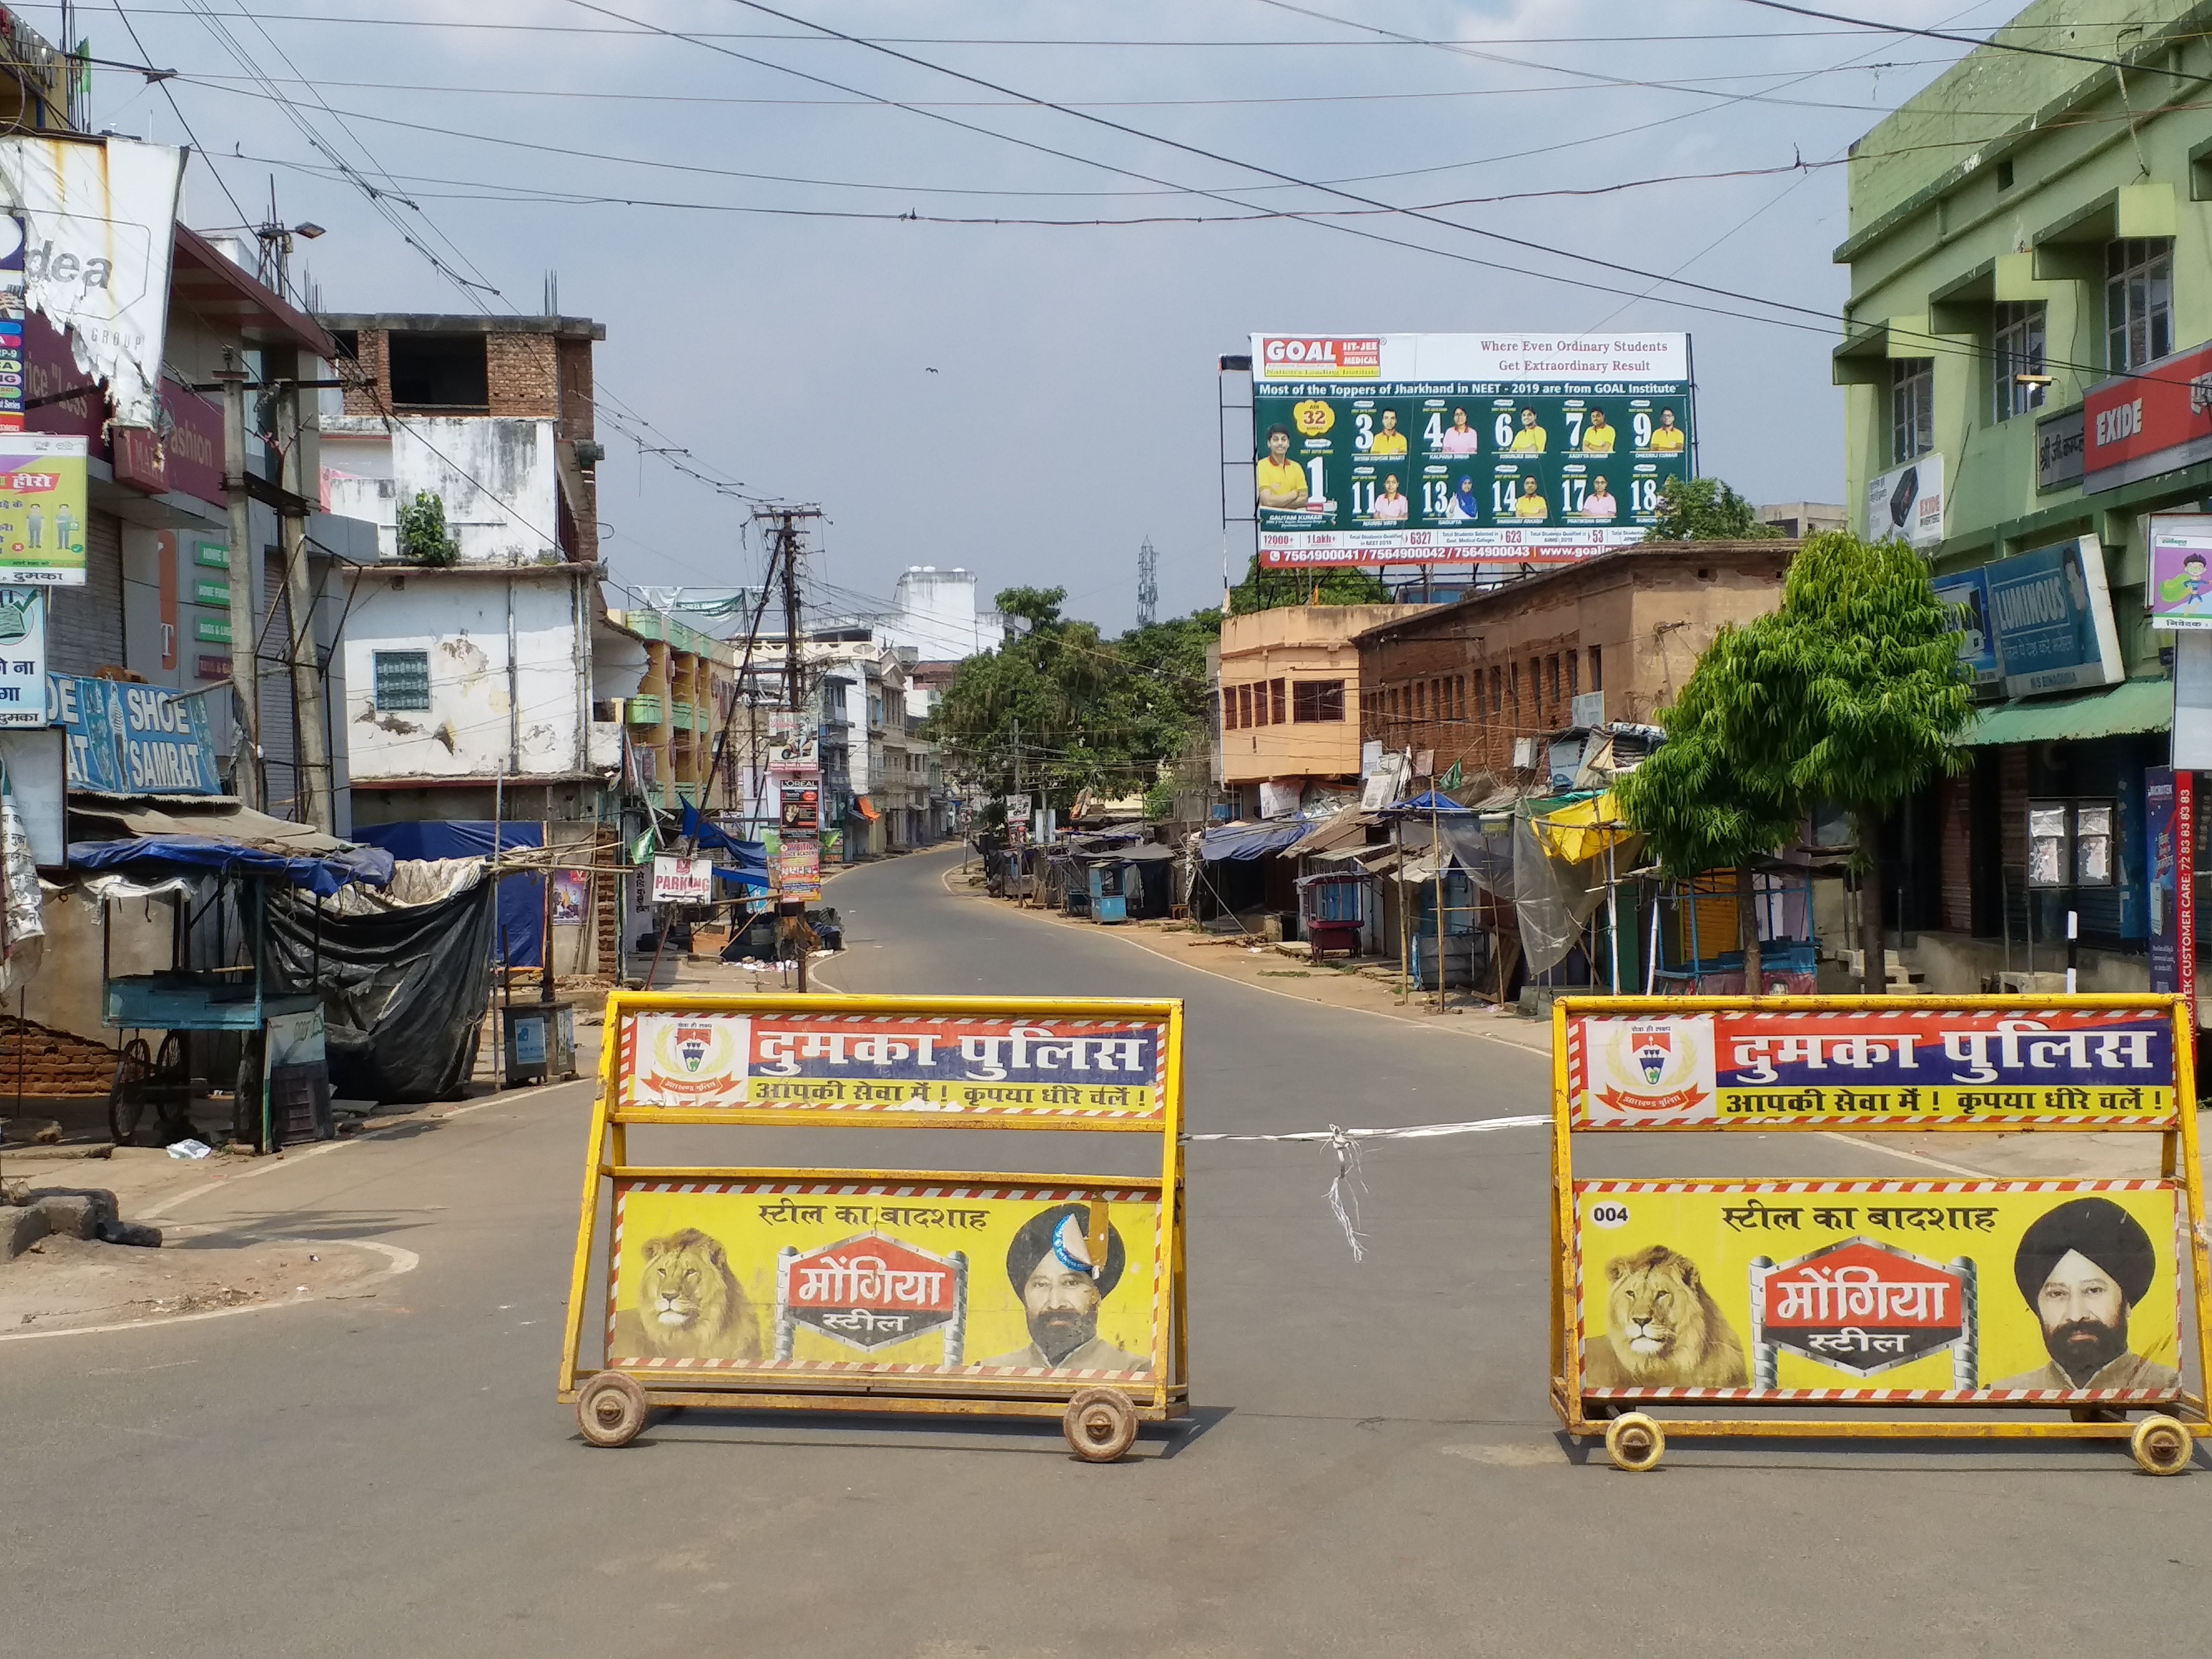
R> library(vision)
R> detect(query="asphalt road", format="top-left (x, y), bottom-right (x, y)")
top-left (8, 848), bottom-right (2200, 1659)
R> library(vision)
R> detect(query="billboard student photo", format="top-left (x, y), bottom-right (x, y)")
top-left (1368, 408), bottom-right (1407, 457)
top-left (1438, 406), bottom-right (1480, 455)
top-left (1255, 424), bottom-right (1309, 509)
top-left (1646, 408), bottom-right (1686, 452)
top-left (1581, 475), bottom-right (1617, 520)
top-left (1370, 474), bottom-right (1409, 521)
top-left (1512, 475), bottom-right (1548, 520)
top-left (1446, 475), bottom-right (1481, 521)
top-left (1989, 1197), bottom-right (2180, 1392)
top-left (1509, 408), bottom-right (1547, 453)
top-left (1579, 408), bottom-right (1617, 455)
top-left (974, 1203), bottom-right (1149, 1372)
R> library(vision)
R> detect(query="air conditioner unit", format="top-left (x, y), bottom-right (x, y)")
top-left (1570, 690), bottom-right (1605, 729)
top-left (1511, 736), bottom-right (1538, 769)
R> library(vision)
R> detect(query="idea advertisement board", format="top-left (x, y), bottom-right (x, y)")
top-left (1565, 1003), bottom-right (2179, 1128)
top-left (1575, 1178), bottom-right (2183, 1402)
top-left (1249, 332), bottom-right (1692, 567)
top-left (606, 1178), bottom-right (1164, 1379)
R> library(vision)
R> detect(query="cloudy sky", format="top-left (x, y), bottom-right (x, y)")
top-left (36, 0), bottom-right (2021, 631)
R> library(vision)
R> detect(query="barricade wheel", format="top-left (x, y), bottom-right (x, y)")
top-left (1604, 1412), bottom-right (1665, 1472)
top-left (1063, 1388), bottom-right (1140, 1463)
top-left (577, 1371), bottom-right (649, 1448)
top-left (2129, 1415), bottom-right (2193, 1476)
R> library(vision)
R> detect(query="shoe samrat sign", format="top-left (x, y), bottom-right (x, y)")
top-left (1248, 331), bottom-right (1692, 568)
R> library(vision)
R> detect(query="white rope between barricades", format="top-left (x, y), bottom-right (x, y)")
top-left (1181, 1115), bottom-right (1547, 1261)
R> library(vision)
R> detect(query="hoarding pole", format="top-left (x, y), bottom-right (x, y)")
top-left (1431, 794), bottom-right (1445, 1015)
top-left (216, 353), bottom-right (262, 812)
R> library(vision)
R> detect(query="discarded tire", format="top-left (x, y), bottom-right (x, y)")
top-left (576, 1371), bottom-right (649, 1448)
top-left (1062, 1387), bottom-right (1140, 1463)
top-left (1604, 1411), bottom-right (1666, 1472)
top-left (2130, 1414), bottom-right (2193, 1476)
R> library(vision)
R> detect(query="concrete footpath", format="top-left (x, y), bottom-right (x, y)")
top-left (938, 856), bottom-right (2177, 1186)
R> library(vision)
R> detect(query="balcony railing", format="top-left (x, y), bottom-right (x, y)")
top-left (625, 695), bottom-right (663, 725)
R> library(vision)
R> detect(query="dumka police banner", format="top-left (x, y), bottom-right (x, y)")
top-left (616, 1010), bottom-right (1167, 1121)
top-left (1566, 1004), bottom-right (2177, 1129)
top-left (1575, 1178), bottom-right (2181, 1404)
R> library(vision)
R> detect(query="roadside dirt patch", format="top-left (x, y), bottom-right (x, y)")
top-left (0, 1232), bottom-right (394, 1335)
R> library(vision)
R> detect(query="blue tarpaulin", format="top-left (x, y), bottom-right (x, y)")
top-left (1389, 791), bottom-right (1473, 814)
top-left (1198, 817), bottom-right (1311, 862)
top-left (680, 804), bottom-right (770, 888)
top-left (353, 821), bottom-right (546, 966)
top-left (68, 835), bottom-right (395, 898)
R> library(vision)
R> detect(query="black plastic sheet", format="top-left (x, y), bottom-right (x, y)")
top-left (264, 880), bottom-right (497, 1103)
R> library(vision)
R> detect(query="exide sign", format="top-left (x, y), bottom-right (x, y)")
top-left (2083, 337), bottom-right (2212, 494)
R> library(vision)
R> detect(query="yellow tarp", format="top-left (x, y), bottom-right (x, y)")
top-left (1531, 790), bottom-right (1640, 865)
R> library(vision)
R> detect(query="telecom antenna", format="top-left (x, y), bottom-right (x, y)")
top-left (1136, 535), bottom-right (1159, 629)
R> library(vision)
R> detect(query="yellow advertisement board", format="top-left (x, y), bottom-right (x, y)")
top-left (608, 1178), bottom-right (1164, 1381)
top-left (1575, 1179), bottom-right (2181, 1404)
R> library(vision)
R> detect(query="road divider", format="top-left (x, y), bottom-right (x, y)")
top-left (560, 989), bottom-right (1189, 1461)
top-left (1551, 993), bottom-right (2212, 1475)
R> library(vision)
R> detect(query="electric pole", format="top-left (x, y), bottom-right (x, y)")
top-left (752, 505), bottom-right (824, 990)
top-left (1136, 535), bottom-right (1159, 630)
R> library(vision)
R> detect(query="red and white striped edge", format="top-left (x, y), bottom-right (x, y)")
top-left (1563, 1007), bottom-right (2177, 1127)
top-left (615, 1012), bottom-right (1168, 1116)
top-left (1582, 1386), bottom-right (2180, 1403)
top-left (1574, 1177), bottom-right (2169, 1196)
top-left (620, 1181), bottom-right (1154, 1201)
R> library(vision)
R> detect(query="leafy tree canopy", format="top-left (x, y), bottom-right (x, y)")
top-left (1643, 476), bottom-right (1780, 543)
top-left (1228, 554), bottom-right (1390, 614)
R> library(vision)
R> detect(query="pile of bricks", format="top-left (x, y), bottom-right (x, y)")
top-left (0, 1018), bottom-right (116, 1097)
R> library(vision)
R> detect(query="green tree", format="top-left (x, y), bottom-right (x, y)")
top-left (1228, 553), bottom-right (1389, 614)
top-left (1635, 530), bottom-right (1972, 994)
top-left (1643, 477), bottom-right (1780, 543)
top-left (397, 490), bottom-right (458, 565)
top-left (1615, 624), bottom-right (1802, 989)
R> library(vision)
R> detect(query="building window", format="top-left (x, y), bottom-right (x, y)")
top-left (1270, 678), bottom-right (1286, 724)
top-left (1547, 654), bottom-right (1561, 706)
top-left (387, 330), bottom-right (490, 410)
top-left (373, 649), bottom-right (430, 711)
top-left (1510, 662), bottom-right (1521, 722)
top-left (1221, 687), bottom-right (1236, 731)
top-left (1588, 645), bottom-right (1603, 691)
top-left (1991, 301), bottom-right (2046, 422)
top-left (1238, 684), bottom-right (1253, 728)
top-left (1490, 665), bottom-right (1503, 713)
top-left (1292, 680), bottom-right (1345, 722)
top-left (1565, 652), bottom-right (1579, 702)
top-left (1890, 359), bottom-right (1934, 462)
top-left (2106, 238), bottom-right (2173, 372)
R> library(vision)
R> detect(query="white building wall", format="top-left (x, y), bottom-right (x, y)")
top-left (321, 416), bottom-right (562, 565)
top-left (888, 567), bottom-right (994, 659)
top-left (341, 572), bottom-right (587, 781)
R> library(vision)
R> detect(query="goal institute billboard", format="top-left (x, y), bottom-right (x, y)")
top-left (1249, 332), bottom-right (1694, 568)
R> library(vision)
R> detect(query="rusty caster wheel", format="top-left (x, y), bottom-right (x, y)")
top-left (1604, 1412), bottom-right (1666, 1472)
top-left (576, 1371), bottom-right (649, 1448)
top-left (1062, 1387), bottom-right (1140, 1463)
top-left (2130, 1415), bottom-right (2194, 1476)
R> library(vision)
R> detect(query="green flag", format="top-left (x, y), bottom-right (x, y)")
top-left (1438, 759), bottom-right (1463, 793)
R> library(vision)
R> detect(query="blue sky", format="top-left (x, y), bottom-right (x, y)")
top-left (41, 0), bottom-right (2026, 629)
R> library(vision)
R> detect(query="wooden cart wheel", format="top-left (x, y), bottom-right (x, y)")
top-left (2130, 1415), bottom-right (2194, 1476)
top-left (576, 1371), bottom-right (649, 1448)
top-left (1062, 1387), bottom-right (1140, 1463)
top-left (1604, 1412), bottom-right (1666, 1472)
top-left (107, 1037), bottom-right (155, 1145)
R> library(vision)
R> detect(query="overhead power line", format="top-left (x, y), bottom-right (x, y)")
top-left (1734, 0), bottom-right (2212, 84)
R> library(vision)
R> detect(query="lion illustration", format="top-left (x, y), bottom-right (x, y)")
top-left (1582, 1244), bottom-right (1747, 1388)
top-left (608, 1227), bottom-right (762, 1364)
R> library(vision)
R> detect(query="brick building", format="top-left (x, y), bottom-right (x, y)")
top-left (1214, 603), bottom-right (1420, 815)
top-left (1353, 542), bottom-right (1795, 779)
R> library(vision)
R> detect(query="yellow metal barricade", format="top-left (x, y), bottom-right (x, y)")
top-left (560, 991), bottom-right (1188, 1461)
top-left (1550, 993), bottom-right (2212, 1474)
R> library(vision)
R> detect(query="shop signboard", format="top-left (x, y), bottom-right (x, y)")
top-left (0, 587), bottom-right (43, 725)
top-left (1931, 565), bottom-right (2001, 695)
top-left (1575, 1179), bottom-right (2182, 1402)
top-left (0, 433), bottom-right (86, 584)
top-left (2036, 404), bottom-right (2085, 491)
top-left (1565, 1002), bottom-right (2179, 1128)
top-left (776, 833), bottom-right (820, 901)
top-left (2146, 768), bottom-right (2195, 1025)
top-left (767, 711), bottom-right (819, 771)
top-left (1983, 535), bottom-right (2123, 697)
top-left (1864, 452), bottom-right (1945, 549)
top-left (2146, 514), bottom-right (2212, 629)
top-left (48, 672), bottom-right (219, 793)
top-left (779, 778), bottom-right (819, 832)
top-left (1249, 332), bottom-right (1691, 568)
top-left (2082, 338), bottom-right (2212, 494)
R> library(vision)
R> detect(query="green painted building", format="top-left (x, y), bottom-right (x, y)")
top-left (1835, 0), bottom-right (2212, 994)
